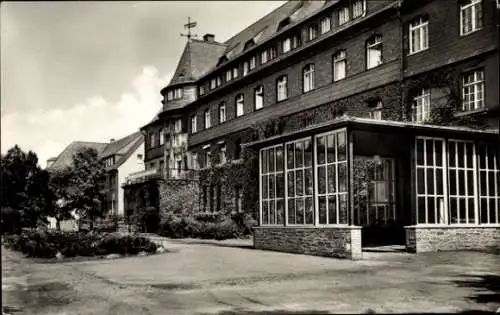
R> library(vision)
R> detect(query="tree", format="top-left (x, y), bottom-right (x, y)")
top-left (67, 147), bottom-right (106, 230)
top-left (0, 145), bottom-right (52, 231)
top-left (48, 168), bottom-right (73, 230)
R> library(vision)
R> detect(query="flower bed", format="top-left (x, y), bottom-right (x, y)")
top-left (2, 230), bottom-right (158, 258)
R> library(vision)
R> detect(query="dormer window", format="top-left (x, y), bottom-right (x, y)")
top-left (308, 24), bottom-right (318, 41)
top-left (167, 90), bottom-right (174, 101)
top-left (243, 61), bottom-right (249, 76)
top-left (244, 39), bottom-right (255, 51)
top-left (226, 69), bottom-right (232, 82)
top-left (199, 85), bottom-right (205, 96)
top-left (338, 6), bottom-right (350, 25)
top-left (261, 50), bottom-right (269, 64)
top-left (173, 88), bottom-right (182, 99)
top-left (249, 56), bottom-right (256, 70)
top-left (210, 78), bottom-right (217, 90)
top-left (277, 17), bottom-right (290, 31)
top-left (320, 16), bottom-right (331, 34)
top-left (232, 67), bottom-right (239, 79)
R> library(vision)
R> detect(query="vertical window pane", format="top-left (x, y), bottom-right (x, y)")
top-left (337, 132), bottom-right (347, 161)
top-left (417, 168), bottom-right (425, 194)
top-left (287, 172), bottom-right (294, 197)
top-left (416, 139), bottom-right (424, 165)
top-left (288, 199), bottom-right (295, 224)
top-left (296, 170), bottom-right (304, 196)
top-left (262, 202), bottom-right (268, 224)
top-left (327, 135), bottom-right (336, 163)
top-left (327, 164), bottom-right (336, 193)
top-left (427, 197), bottom-right (435, 224)
top-left (426, 169), bottom-right (434, 195)
top-left (317, 137), bottom-right (326, 164)
top-left (262, 150), bottom-right (268, 173)
top-left (295, 141), bottom-right (304, 168)
top-left (296, 199), bottom-right (304, 224)
top-left (449, 142), bottom-right (456, 167)
top-left (426, 140), bottom-right (434, 166)
top-left (277, 199), bottom-right (284, 225)
top-left (269, 200), bottom-right (275, 225)
top-left (457, 143), bottom-right (464, 168)
top-left (319, 196), bottom-right (327, 224)
top-left (466, 143), bottom-right (474, 168)
top-left (305, 197), bottom-right (314, 224)
top-left (417, 197), bottom-right (426, 224)
top-left (435, 141), bottom-right (443, 166)
top-left (276, 147), bottom-right (284, 172)
top-left (328, 195), bottom-right (337, 224)
top-left (318, 166), bottom-right (326, 194)
top-left (262, 175), bottom-right (268, 199)
top-left (338, 163), bottom-right (347, 192)
top-left (436, 169), bottom-right (443, 195)
top-left (269, 175), bottom-right (275, 198)
top-left (276, 173), bottom-right (284, 198)
top-left (305, 168), bottom-right (313, 196)
top-left (339, 194), bottom-right (348, 224)
top-left (287, 144), bottom-right (294, 169)
top-left (450, 198), bottom-right (458, 224)
top-left (450, 170), bottom-right (457, 195)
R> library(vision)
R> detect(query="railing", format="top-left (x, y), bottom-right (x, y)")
top-left (123, 167), bottom-right (199, 186)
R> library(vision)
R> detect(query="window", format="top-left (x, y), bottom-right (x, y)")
top-left (286, 138), bottom-right (314, 225)
top-left (412, 88), bottom-right (431, 122)
top-left (205, 149), bottom-right (211, 168)
top-left (291, 35), bottom-right (300, 50)
top-left (210, 78), bottom-right (216, 90)
top-left (448, 140), bottom-right (476, 224)
top-left (316, 130), bottom-right (348, 224)
top-left (234, 139), bottom-right (242, 160)
top-left (255, 86), bottom-right (264, 110)
top-left (369, 100), bottom-right (383, 120)
top-left (149, 133), bottom-right (155, 148)
top-left (415, 137), bottom-right (447, 224)
top-left (199, 85), bottom-right (205, 96)
top-left (216, 76), bottom-right (222, 87)
top-left (338, 6), bottom-right (350, 25)
top-left (409, 17), bottom-right (429, 54)
top-left (269, 47), bottom-right (277, 60)
top-left (249, 56), bottom-right (256, 70)
top-left (333, 50), bottom-right (346, 81)
top-left (159, 128), bottom-right (165, 145)
top-left (204, 109), bottom-right (211, 129)
top-left (137, 154), bottom-right (143, 161)
top-left (232, 67), bottom-right (239, 79)
top-left (462, 69), bottom-right (484, 111)
top-left (174, 119), bottom-right (182, 133)
top-left (235, 186), bottom-right (243, 212)
top-left (282, 38), bottom-right (291, 53)
top-left (226, 69), bottom-right (232, 82)
top-left (276, 76), bottom-right (288, 102)
top-left (261, 50), bottom-right (268, 64)
top-left (303, 64), bottom-right (315, 93)
top-left (219, 102), bottom-right (226, 123)
top-left (191, 153), bottom-right (199, 170)
top-left (260, 145), bottom-right (284, 225)
top-left (478, 142), bottom-right (499, 224)
top-left (320, 16), bottom-right (331, 34)
top-left (460, 0), bottom-right (482, 36)
top-left (366, 35), bottom-right (383, 69)
top-left (219, 144), bottom-right (227, 165)
top-left (191, 115), bottom-right (197, 133)
top-left (167, 90), bottom-right (173, 101)
top-left (352, 0), bottom-right (366, 19)
top-left (173, 88), bottom-right (182, 99)
top-left (243, 61), bottom-right (249, 76)
top-left (236, 94), bottom-right (244, 117)
top-left (307, 24), bottom-right (318, 41)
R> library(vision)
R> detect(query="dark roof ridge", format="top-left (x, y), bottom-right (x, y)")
top-left (191, 38), bottom-right (227, 47)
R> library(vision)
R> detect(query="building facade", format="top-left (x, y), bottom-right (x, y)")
top-left (134, 0), bottom-right (499, 257)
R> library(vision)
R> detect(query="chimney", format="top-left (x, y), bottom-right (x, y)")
top-left (109, 138), bottom-right (115, 143)
top-left (46, 157), bottom-right (56, 168)
top-left (203, 34), bottom-right (215, 42)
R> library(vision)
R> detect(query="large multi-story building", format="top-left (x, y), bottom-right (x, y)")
top-left (128, 0), bottom-right (499, 258)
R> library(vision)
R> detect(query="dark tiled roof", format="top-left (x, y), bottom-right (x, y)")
top-left (100, 131), bottom-right (142, 159)
top-left (47, 141), bottom-right (107, 172)
top-left (168, 39), bottom-right (228, 85)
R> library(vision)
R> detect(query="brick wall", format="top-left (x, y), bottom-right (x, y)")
top-left (405, 226), bottom-right (500, 253)
top-left (253, 226), bottom-right (363, 259)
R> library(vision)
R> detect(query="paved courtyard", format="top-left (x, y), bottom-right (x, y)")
top-left (2, 238), bottom-right (500, 315)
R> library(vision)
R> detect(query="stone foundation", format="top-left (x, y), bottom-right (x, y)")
top-left (405, 225), bottom-right (500, 253)
top-left (253, 226), bottom-right (362, 259)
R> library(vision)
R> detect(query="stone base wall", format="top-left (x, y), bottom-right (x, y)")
top-left (253, 226), bottom-right (362, 259)
top-left (405, 226), bottom-right (500, 253)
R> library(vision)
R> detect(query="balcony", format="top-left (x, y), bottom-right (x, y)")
top-left (123, 167), bottom-right (199, 187)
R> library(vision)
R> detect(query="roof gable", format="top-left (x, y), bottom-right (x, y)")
top-left (100, 131), bottom-right (143, 159)
top-left (47, 141), bottom-right (107, 172)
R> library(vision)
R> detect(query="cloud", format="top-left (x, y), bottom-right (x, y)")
top-left (1, 66), bottom-right (170, 167)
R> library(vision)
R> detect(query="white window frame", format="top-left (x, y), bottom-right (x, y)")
top-left (149, 133), bottom-right (155, 148)
top-left (174, 119), bottom-right (182, 133)
top-left (412, 88), bottom-right (431, 122)
top-left (333, 50), bottom-right (346, 81)
top-left (460, 0), bottom-right (483, 36)
top-left (243, 61), bottom-right (249, 76)
top-left (308, 24), bottom-right (318, 41)
top-left (282, 38), bottom-right (291, 53)
top-left (478, 142), bottom-right (500, 224)
top-left (232, 67), bottom-right (239, 79)
top-left (216, 76), bottom-right (222, 87)
top-left (210, 78), bottom-right (217, 90)
top-left (366, 35), bottom-right (383, 69)
top-left (259, 144), bottom-right (285, 226)
top-left (167, 90), bottom-right (174, 101)
top-left (159, 128), bottom-right (165, 146)
top-left (199, 85), bottom-right (205, 96)
top-left (249, 56), bottom-right (256, 70)
top-left (174, 88), bottom-right (182, 99)
top-left (191, 115), bottom-right (197, 133)
top-left (320, 16), bottom-right (331, 34)
top-left (338, 6), bottom-right (350, 25)
top-left (255, 86), bottom-right (264, 110)
top-left (219, 102), bottom-right (226, 123)
top-left (462, 69), bottom-right (485, 112)
top-left (409, 17), bottom-right (429, 55)
top-left (352, 0), bottom-right (366, 19)
top-left (314, 129), bottom-right (349, 226)
top-left (447, 139), bottom-right (478, 225)
top-left (303, 64), bottom-right (315, 93)
top-left (226, 70), bottom-right (232, 82)
top-left (277, 76), bottom-right (288, 102)
top-left (415, 137), bottom-right (449, 225)
top-left (204, 109), bottom-right (211, 129)
top-left (285, 137), bottom-right (315, 225)
top-left (236, 94), bottom-right (244, 117)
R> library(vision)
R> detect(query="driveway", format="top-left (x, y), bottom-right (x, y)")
top-left (2, 239), bottom-right (499, 314)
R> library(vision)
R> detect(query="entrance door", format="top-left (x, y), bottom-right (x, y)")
top-left (353, 157), bottom-right (403, 246)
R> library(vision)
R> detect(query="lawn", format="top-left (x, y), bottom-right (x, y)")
top-left (2, 239), bottom-right (500, 314)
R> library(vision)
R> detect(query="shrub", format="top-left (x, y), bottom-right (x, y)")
top-left (193, 211), bottom-right (224, 223)
top-left (3, 230), bottom-right (157, 258)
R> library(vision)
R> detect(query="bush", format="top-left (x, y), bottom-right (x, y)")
top-left (3, 230), bottom-right (157, 258)
top-left (193, 211), bottom-right (224, 223)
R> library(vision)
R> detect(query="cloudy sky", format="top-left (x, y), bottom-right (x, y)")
top-left (1, 1), bottom-right (285, 167)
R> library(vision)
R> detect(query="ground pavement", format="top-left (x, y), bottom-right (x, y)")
top-left (2, 238), bottom-right (500, 314)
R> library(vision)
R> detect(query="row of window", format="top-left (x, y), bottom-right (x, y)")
top-left (410, 68), bottom-right (485, 122)
top-left (198, 0), bottom-right (367, 98)
top-left (148, 119), bottom-right (183, 149)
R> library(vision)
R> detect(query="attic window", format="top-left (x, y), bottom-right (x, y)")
top-left (244, 39), bottom-right (255, 51)
top-left (217, 55), bottom-right (228, 67)
top-left (277, 17), bottom-right (291, 31)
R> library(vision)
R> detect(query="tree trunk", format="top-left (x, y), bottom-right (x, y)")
top-left (56, 219), bottom-right (61, 231)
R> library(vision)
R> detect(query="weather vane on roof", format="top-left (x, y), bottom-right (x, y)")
top-left (181, 16), bottom-right (198, 41)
